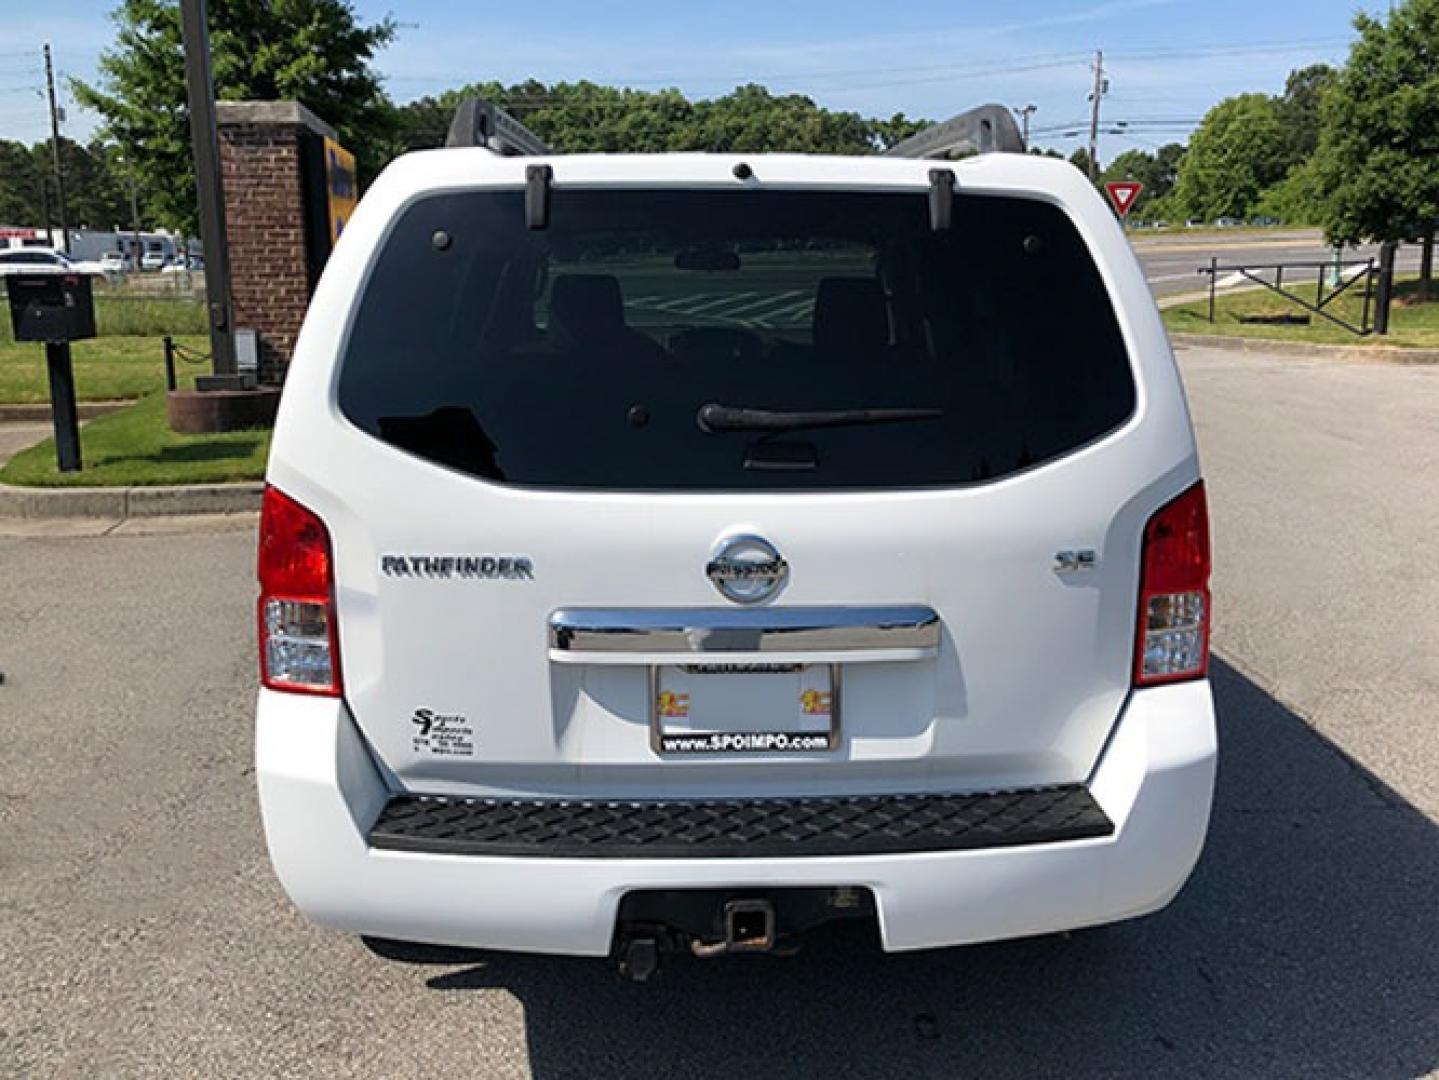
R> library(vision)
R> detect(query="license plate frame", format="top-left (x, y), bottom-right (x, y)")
top-left (648, 662), bottom-right (841, 756)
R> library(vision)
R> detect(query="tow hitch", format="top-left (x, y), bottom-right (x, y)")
top-left (691, 899), bottom-right (777, 957)
top-left (612, 887), bottom-right (873, 979)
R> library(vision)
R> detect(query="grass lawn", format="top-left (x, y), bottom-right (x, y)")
top-left (1163, 277), bottom-right (1439, 350)
top-left (0, 392), bottom-right (270, 487)
top-left (0, 291), bottom-right (209, 403)
top-left (0, 333), bottom-right (211, 403)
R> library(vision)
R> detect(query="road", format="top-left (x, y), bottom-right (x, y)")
top-left (1132, 228), bottom-right (1425, 298)
top-left (2, 345), bottom-right (1437, 1077)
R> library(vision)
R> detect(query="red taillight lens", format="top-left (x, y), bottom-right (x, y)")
top-left (257, 485), bottom-right (341, 696)
top-left (1134, 481), bottom-right (1211, 687)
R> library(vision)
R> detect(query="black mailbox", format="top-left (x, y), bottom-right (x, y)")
top-left (6, 273), bottom-right (97, 343)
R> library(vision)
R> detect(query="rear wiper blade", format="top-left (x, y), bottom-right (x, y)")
top-left (697, 403), bottom-right (943, 434)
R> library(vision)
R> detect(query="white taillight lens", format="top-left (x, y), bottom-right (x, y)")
top-left (257, 486), bottom-right (341, 696)
top-left (263, 599), bottom-right (335, 691)
top-left (1134, 482), bottom-right (1211, 687)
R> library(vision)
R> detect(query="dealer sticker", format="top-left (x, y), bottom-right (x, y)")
top-left (410, 708), bottom-right (475, 757)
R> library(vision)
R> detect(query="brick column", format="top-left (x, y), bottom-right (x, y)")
top-left (216, 101), bottom-right (336, 384)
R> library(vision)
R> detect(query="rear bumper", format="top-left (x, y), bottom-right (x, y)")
top-left (255, 681), bottom-right (1216, 955)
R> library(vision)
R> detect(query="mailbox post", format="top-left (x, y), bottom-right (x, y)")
top-left (5, 273), bottom-right (96, 473)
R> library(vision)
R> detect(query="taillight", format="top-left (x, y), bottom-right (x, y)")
top-left (1134, 481), bottom-right (1211, 687)
top-left (257, 485), bottom-right (341, 696)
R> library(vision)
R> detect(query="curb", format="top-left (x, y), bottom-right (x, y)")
top-left (0, 480), bottom-right (263, 520)
top-left (0, 401), bottom-right (136, 422)
top-left (1168, 332), bottom-right (1439, 364)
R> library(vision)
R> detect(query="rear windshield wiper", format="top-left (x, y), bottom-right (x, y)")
top-left (697, 403), bottom-right (943, 434)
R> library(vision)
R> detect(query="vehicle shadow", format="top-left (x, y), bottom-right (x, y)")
top-left (388, 659), bottom-right (1439, 1079)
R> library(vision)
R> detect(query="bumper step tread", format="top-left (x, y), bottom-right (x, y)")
top-left (367, 786), bottom-right (1113, 859)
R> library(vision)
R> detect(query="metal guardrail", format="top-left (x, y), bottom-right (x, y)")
top-left (1197, 256), bottom-right (1378, 336)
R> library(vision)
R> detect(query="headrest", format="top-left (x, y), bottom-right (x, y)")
top-left (813, 277), bottom-right (889, 359)
top-left (549, 274), bottom-right (626, 340)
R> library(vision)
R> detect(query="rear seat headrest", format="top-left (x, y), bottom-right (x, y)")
top-left (549, 274), bottom-right (627, 339)
top-left (814, 277), bottom-right (889, 359)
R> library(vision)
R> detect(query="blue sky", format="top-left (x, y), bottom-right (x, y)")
top-left (0, 0), bottom-right (1385, 160)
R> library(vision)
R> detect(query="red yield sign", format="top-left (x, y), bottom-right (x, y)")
top-left (1105, 180), bottom-right (1144, 217)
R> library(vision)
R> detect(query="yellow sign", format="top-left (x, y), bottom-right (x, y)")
top-left (323, 137), bottom-right (358, 245)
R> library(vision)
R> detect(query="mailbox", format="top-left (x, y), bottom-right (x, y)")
top-left (6, 273), bottom-right (97, 343)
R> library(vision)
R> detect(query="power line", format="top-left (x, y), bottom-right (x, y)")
top-left (378, 35), bottom-right (1348, 101)
top-left (381, 50), bottom-right (1092, 90)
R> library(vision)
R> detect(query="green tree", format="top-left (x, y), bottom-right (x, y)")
top-left (1099, 143), bottom-right (1186, 217)
top-left (1253, 157), bottom-right (1325, 225)
top-left (49, 138), bottom-right (132, 228)
top-left (1311, 0), bottom-right (1439, 283)
top-left (869, 113), bottom-right (932, 152)
top-left (0, 138), bottom-right (132, 230)
top-left (384, 80), bottom-right (926, 158)
top-left (74, 0), bottom-right (395, 233)
top-left (1171, 93), bottom-right (1287, 221)
top-left (0, 141), bottom-right (43, 224)
top-left (1274, 63), bottom-right (1338, 168)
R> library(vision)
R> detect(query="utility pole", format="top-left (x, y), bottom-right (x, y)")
top-left (43, 44), bottom-right (70, 253)
top-left (36, 164), bottom-right (51, 237)
top-left (1013, 104), bottom-right (1036, 149)
top-left (179, 0), bottom-right (238, 378)
top-left (1086, 50), bottom-right (1106, 182)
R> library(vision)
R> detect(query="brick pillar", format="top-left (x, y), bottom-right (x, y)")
top-left (216, 101), bottom-right (336, 384)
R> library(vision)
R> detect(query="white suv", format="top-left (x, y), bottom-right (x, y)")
top-left (256, 124), bottom-right (1215, 972)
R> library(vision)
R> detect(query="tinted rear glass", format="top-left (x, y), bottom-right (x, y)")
top-left (337, 188), bottom-right (1135, 490)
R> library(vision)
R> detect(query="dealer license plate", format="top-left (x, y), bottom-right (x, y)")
top-left (650, 663), bottom-right (839, 755)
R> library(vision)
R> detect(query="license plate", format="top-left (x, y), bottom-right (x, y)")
top-left (650, 663), bottom-right (839, 755)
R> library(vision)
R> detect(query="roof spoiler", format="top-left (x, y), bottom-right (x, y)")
top-left (884, 104), bottom-right (1025, 160)
top-left (445, 98), bottom-right (551, 156)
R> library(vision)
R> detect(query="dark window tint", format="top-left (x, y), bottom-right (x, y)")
top-left (0, 251), bottom-right (61, 265)
top-left (337, 188), bottom-right (1135, 490)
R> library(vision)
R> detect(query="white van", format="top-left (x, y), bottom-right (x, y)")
top-left (255, 108), bottom-right (1215, 975)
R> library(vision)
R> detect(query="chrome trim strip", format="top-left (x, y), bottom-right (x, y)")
top-left (549, 606), bottom-right (940, 654)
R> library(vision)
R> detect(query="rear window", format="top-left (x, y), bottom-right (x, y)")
top-left (337, 187), bottom-right (1135, 490)
top-left (0, 251), bottom-right (60, 265)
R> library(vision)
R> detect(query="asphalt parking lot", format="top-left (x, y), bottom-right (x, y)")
top-left (1, 345), bottom-right (1436, 1078)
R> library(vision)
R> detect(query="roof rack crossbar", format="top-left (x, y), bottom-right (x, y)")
top-left (884, 104), bottom-right (1025, 160)
top-left (445, 97), bottom-right (551, 156)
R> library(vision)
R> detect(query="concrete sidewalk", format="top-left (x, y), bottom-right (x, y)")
top-left (0, 421), bottom-right (52, 468)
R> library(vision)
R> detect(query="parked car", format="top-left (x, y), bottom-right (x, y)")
top-left (1213, 216), bottom-right (1243, 228)
top-left (0, 247), bottom-right (106, 278)
top-left (160, 254), bottom-right (204, 274)
top-left (256, 126), bottom-right (1216, 972)
top-left (140, 250), bottom-right (168, 271)
top-left (99, 251), bottom-right (129, 279)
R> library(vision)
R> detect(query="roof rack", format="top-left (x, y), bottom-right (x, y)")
top-left (883, 104), bottom-right (1025, 160)
top-left (442, 96), bottom-right (1023, 162)
top-left (445, 98), bottom-right (551, 155)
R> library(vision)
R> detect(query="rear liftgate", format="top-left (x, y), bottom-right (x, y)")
top-left (368, 606), bottom-right (1114, 978)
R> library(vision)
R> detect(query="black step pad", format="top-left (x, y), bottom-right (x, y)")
top-left (368, 786), bottom-right (1113, 859)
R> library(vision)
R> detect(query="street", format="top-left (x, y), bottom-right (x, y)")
top-left (1131, 228), bottom-right (1425, 298)
top-left (2, 344), bottom-right (1437, 1078)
